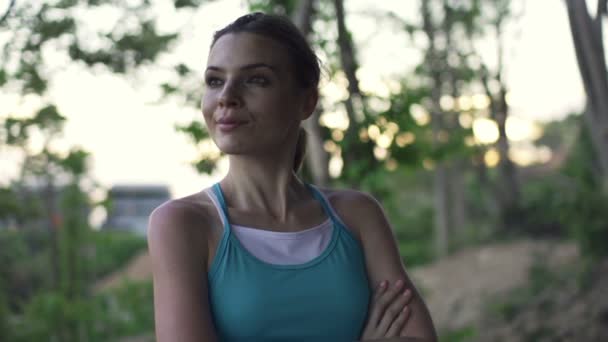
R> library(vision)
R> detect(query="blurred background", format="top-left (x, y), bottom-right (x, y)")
top-left (1, 0), bottom-right (607, 341)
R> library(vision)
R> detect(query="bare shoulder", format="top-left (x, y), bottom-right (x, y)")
top-left (318, 187), bottom-right (380, 209)
top-left (148, 191), bottom-right (220, 341)
top-left (147, 191), bottom-right (218, 267)
top-left (314, 186), bottom-right (386, 241)
top-left (149, 192), bottom-right (215, 230)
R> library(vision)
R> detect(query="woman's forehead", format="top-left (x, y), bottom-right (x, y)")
top-left (207, 32), bottom-right (290, 71)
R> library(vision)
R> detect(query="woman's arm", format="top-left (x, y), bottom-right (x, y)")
top-left (147, 202), bottom-right (218, 342)
top-left (332, 190), bottom-right (437, 341)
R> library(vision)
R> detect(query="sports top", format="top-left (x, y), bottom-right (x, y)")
top-left (205, 183), bottom-right (371, 341)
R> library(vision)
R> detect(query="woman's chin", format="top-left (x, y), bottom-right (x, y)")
top-left (215, 143), bottom-right (251, 156)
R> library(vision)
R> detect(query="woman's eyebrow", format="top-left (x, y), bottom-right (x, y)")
top-left (205, 63), bottom-right (278, 73)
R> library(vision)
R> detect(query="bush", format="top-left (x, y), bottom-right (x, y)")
top-left (558, 119), bottom-right (608, 260)
top-left (87, 230), bottom-right (148, 280)
top-left (10, 281), bottom-right (154, 342)
top-left (395, 206), bottom-right (435, 267)
top-left (440, 325), bottom-right (477, 342)
top-left (1, 228), bottom-right (151, 341)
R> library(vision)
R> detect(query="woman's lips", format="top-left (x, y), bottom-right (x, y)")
top-left (217, 121), bottom-right (246, 132)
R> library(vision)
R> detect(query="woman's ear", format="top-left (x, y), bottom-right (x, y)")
top-left (301, 89), bottom-right (319, 120)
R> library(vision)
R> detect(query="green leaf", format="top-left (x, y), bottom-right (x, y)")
top-left (174, 0), bottom-right (206, 8)
top-left (0, 69), bottom-right (6, 86)
top-left (194, 158), bottom-right (217, 174)
top-left (32, 105), bottom-right (66, 130)
top-left (175, 63), bottom-right (190, 76)
top-left (174, 121), bottom-right (209, 143)
top-left (59, 148), bottom-right (90, 176)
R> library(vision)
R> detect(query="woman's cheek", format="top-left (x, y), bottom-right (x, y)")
top-left (201, 98), bottom-right (214, 122)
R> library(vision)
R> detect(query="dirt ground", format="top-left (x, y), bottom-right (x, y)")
top-left (409, 239), bottom-right (579, 332)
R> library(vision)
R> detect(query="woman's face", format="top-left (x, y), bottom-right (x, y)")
top-left (202, 32), bottom-right (315, 156)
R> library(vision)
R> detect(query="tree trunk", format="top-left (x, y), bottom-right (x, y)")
top-left (433, 164), bottom-right (450, 257)
top-left (449, 160), bottom-right (467, 239)
top-left (333, 0), bottom-right (379, 188)
top-left (495, 87), bottom-right (519, 209)
top-left (566, 0), bottom-right (608, 188)
top-left (44, 174), bottom-right (61, 290)
top-left (292, 0), bottom-right (315, 34)
top-left (422, 0), bottom-right (452, 258)
top-left (333, 0), bottom-right (363, 135)
top-left (444, 3), bottom-right (468, 243)
top-left (302, 110), bottom-right (330, 186)
top-left (479, 62), bottom-right (519, 224)
top-left (0, 0), bottom-right (15, 24)
top-left (292, 0), bottom-right (330, 186)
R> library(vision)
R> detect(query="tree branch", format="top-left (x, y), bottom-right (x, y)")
top-left (599, 0), bottom-right (607, 16)
top-left (595, 0), bottom-right (607, 59)
top-left (0, 0), bottom-right (16, 25)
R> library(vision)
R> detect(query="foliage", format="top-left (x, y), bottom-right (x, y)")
top-left (519, 114), bottom-right (608, 259)
top-left (514, 177), bottom-right (569, 237)
top-left (488, 257), bottom-right (560, 323)
top-left (247, 0), bottom-right (298, 15)
top-left (351, 166), bottom-right (437, 267)
top-left (440, 325), bottom-right (477, 342)
top-left (1, 0), bottom-right (179, 94)
top-left (0, 230), bottom-right (53, 312)
top-left (396, 206), bottom-right (435, 267)
top-left (0, 187), bottom-right (23, 222)
top-left (0, 228), bottom-right (147, 311)
top-left (174, 121), bottom-right (219, 174)
top-left (0, 227), bottom-right (151, 341)
top-left (87, 231), bottom-right (148, 279)
top-left (10, 280), bottom-right (153, 342)
top-left (0, 276), bottom-right (11, 341)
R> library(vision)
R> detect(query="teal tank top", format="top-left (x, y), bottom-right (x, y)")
top-left (207, 183), bottom-right (371, 341)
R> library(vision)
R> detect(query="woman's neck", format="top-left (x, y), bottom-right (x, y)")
top-left (221, 154), bottom-right (310, 222)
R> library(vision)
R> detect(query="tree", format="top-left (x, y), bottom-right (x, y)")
top-left (331, 0), bottom-right (381, 190)
top-left (477, 0), bottom-right (522, 224)
top-left (565, 0), bottom-right (608, 189)
top-left (0, 0), bottom-right (184, 298)
top-left (417, 0), bottom-right (486, 256)
top-left (293, 0), bottom-right (331, 187)
top-left (0, 105), bottom-right (93, 290)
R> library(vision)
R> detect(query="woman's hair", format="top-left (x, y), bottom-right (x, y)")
top-left (212, 12), bottom-right (320, 172)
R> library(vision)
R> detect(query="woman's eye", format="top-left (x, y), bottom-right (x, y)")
top-left (205, 77), bottom-right (223, 87)
top-left (247, 75), bottom-right (269, 86)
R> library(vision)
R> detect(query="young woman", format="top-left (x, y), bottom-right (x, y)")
top-left (148, 12), bottom-right (437, 342)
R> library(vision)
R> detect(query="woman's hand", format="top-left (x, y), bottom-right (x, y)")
top-left (360, 279), bottom-right (413, 341)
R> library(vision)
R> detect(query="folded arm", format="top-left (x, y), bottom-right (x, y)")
top-left (331, 190), bottom-right (438, 341)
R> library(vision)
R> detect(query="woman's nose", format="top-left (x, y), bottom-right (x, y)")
top-left (218, 82), bottom-right (242, 108)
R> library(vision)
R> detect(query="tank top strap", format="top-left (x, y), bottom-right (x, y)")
top-left (306, 184), bottom-right (341, 226)
top-left (210, 183), bottom-right (231, 232)
top-left (205, 184), bottom-right (233, 279)
top-left (306, 184), bottom-right (361, 245)
top-left (210, 182), bottom-right (348, 238)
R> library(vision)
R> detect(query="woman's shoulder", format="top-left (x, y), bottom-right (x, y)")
top-left (150, 190), bottom-right (216, 226)
top-left (313, 186), bottom-right (386, 239)
top-left (314, 185), bottom-right (381, 213)
top-left (147, 189), bottom-right (220, 255)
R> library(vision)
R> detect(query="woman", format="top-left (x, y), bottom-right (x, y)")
top-left (148, 12), bottom-right (436, 342)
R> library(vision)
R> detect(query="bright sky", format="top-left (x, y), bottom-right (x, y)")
top-left (0, 0), bottom-right (602, 222)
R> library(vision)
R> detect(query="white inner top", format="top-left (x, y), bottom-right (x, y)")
top-left (231, 219), bottom-right (334, 265)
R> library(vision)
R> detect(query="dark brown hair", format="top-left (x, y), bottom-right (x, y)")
top-left (212, 12), bottom-right (320, 172)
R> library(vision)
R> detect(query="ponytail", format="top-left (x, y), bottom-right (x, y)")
top-left (293, 127), bottom-right (307, 172)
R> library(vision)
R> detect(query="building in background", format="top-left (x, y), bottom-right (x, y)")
top-left (102, 184), bottom-right (171, 237)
